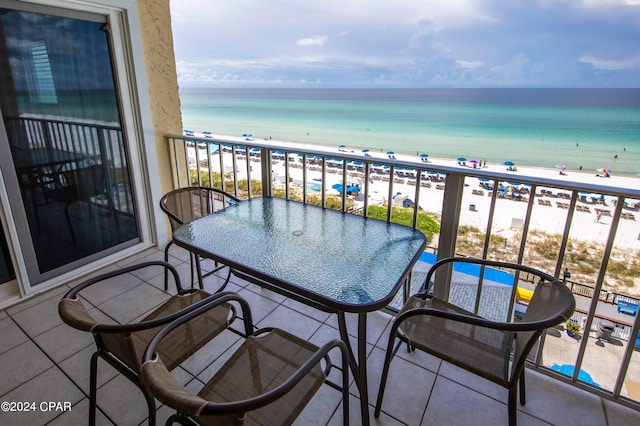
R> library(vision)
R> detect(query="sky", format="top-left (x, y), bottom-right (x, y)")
top-left (170, 0), bottom-right (640, 88)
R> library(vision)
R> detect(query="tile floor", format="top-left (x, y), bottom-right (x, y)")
top-left (1, 247), bottom-right (640, 425)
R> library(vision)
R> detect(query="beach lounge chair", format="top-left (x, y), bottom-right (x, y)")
top-left (160, 187), bottom-right (240, 291)
top-left (58, 261), bottom-right (240, 426)
top-left (374, 257), bottom-right (575, 426)
top-left (140, 293), bottom-right (351, 425)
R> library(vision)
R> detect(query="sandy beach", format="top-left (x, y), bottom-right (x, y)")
top-left (190, 134), bottom-right (640, 252)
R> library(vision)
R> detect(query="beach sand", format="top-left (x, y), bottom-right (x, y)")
top-left (190, 135), bottom-right (640, 252)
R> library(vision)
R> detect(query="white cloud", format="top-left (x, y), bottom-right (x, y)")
top-left (296, 36), bottom-right (328, 47)
top-left (456, 60), bottom-right (484, 70)
top-left (170, 0), bottom-right (640, 87)
top-left (580, 55), bottom-right (640, 71)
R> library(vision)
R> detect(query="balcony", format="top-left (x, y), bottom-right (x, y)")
top-left (1, 125), bottom-right (640, 424)
top-left (1, 246), bottom-right (640, 425)
top-left (168, 133), bottom-right (640, 409)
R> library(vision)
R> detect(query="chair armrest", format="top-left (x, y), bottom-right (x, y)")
top-left (140, 358), bottom-right (209, 417)
top-left (58, 297), bottom-right (99, 332)
top-left (62, 261), bottom-right (190, 298)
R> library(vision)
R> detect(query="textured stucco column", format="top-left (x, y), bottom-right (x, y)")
top-left (136, 0), bottom-right (184, 245)
top-left (137, 0), bottom-right (183, 194)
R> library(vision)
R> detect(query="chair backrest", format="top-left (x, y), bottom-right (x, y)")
top-left (512, 279), bottom-right (575, 374)
top-left (160, 187), bottom-right (240, 231)
top-left (424, 256), bottom-right (575, 380)
top-left (58, 261), bottom-right (226, 372)
top-left (53, 164), bottom-right (106, 200)
top-left (75, 164), bottom-right (107, 198)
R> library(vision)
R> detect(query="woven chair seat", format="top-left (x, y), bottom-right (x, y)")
top-left (398, 295), bottom-right (515, 386)
top-left (133, 290), bottom-right (231, 371)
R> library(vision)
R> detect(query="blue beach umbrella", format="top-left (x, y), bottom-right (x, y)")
top-left (504, 161), bottom-right (515, 166)
top-left (420, 153), bottom-right (429, 158)
top-left (457, 157), bottom-right (466, 162)
top-left (362, 149), bottom-right (370, 154)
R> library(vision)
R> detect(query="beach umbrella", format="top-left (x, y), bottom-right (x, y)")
top-left (478, 177), bottom-right (491, 182)
top-left (457, 157), bottom-right (467, 162)
top-left (387, 151), bottom-right (395, 155)
top-left (420, 153), bottom-right (429, 158)
top-left (504, 161), bottom-right (515, 166)
top-left (596, 168), bottom-right (611, 174)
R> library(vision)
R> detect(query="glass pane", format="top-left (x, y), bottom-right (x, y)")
top-left (0, 8), bottom-right (139, 277)
top-left (0, 221), bottom-right (16, 284)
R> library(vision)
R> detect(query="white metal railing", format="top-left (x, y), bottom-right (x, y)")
top-left (168, 133), bottom-right (640, 410)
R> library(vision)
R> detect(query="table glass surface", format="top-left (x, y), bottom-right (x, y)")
top-left (174, 197), bottom-right (426, 309)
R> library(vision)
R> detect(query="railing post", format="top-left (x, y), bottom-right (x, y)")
top-left (260, 148), bottom-right (272, 197)
top-left (432, 172), bottom-right (465, 300)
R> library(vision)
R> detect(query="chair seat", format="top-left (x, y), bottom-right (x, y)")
top-left (398, 295), bottom-right (515, 386)
top-left (133, 290), bottom-right (232, 371)
top-left (196, 329), bottom-right (325, 425)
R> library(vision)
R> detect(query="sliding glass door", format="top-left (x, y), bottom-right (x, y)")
top-left (0, 2), bottom-right (140, 285)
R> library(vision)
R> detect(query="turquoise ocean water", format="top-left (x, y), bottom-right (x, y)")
top-left (179, 88), bottom-right (640, 176)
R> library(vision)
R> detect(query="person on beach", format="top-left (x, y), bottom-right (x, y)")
top-left (595, 211), bottom-right (603, 223)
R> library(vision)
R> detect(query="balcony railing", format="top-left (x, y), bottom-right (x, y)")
top-left (5, 116), bottom-right (135, 216)
top-left (168, 132), bottom-right (640, 411)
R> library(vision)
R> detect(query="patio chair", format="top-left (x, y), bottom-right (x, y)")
top-left (160, 186), bottom-right (240, 291)
top-left (58, 261), bottom-right (242, 426)
top-left (140, 293), bottom-right (351, 425)
top-left (374, 257), bottom-right (575, 426)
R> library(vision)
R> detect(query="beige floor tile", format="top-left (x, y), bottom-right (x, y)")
top-left (0, 340), bottom-right (53, 396)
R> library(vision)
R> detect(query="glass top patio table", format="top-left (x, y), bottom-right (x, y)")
top-left (172, 197), bottom-right (427, 312)
top-left (173, 196), bottom-right (426, 424)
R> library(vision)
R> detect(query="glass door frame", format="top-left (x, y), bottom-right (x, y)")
top-left (0, 0), bottom-right (159, 303)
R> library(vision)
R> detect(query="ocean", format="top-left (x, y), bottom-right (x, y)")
top-left (179, 88), bottom-right (640, 176)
